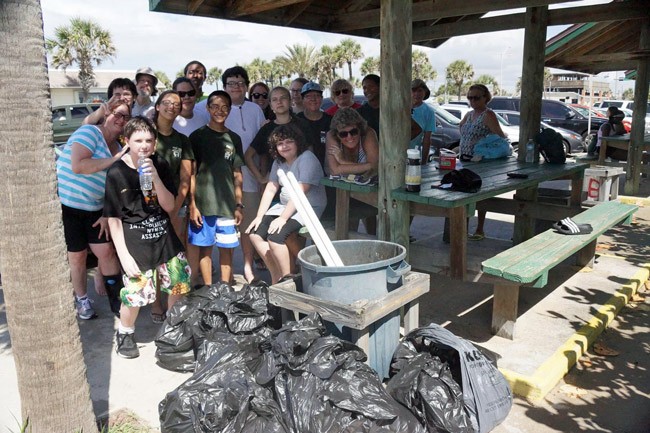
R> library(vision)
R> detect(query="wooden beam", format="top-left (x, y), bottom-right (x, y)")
top-left (282, 1), bottom-right (312, 26)
top-left (378, 0), bottom-right (411, 250)
top-left (230, 0), bottom-right (307, 17)
top-left (331, 0), bottom-right (575, 32)
top-left (187, 0), bottom-right (204, 15)
top-left (412, 1), bottom-right (648, 42)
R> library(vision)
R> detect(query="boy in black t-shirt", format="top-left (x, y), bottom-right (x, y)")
top-left (104, 117), bottom-right (191, 359)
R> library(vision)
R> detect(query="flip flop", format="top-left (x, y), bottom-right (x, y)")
top-left (469, 233), bottom-right (485, 241)
top-left (552, 217), bottom-right (593, 235)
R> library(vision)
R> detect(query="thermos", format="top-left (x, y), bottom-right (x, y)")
top-left (405, 149), bottom-right (421, 192)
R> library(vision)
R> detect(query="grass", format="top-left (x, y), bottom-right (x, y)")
top-left (12, 409), bottom-right (157, 433)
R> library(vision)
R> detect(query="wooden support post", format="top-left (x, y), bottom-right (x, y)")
top-left (576, 239), bottom-right (597, 268)
top-left (449, 206), bottom-right (467, 280)
top-left (335, 189), bottom-right (350, 240)
top-left (378, 0), bottom-right (411, 251)
top-left (492, 283), bottom-right (520, 340)
top-left (625, 18), bottom-right (650, 195)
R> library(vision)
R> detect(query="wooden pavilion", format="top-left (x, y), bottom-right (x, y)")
top-left (149, 0), bottom-right (649, 248)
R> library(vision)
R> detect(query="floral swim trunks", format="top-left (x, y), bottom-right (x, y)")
top-left (120, 252), bottom-right (191, 308)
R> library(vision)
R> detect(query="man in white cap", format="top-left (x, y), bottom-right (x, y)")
top-left (132, 66), bottom-right (158, 119)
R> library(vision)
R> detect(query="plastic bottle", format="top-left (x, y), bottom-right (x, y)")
top-left (138, 151), bottom-right (153, 191)
top-left (405, 149), bottom-right (421, 192)
top-left (525, 139), bottom-right (535, 163)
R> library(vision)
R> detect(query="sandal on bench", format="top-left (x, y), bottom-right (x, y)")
top-left (552, 217), bottom-right (593, 235)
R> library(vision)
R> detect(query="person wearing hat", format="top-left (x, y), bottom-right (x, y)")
top-left (133, 66), bottom-right (159, 119)
top-left (410, 78), bottom-right (436, 165)
top-left (296, 81), bottom-right (332, 168)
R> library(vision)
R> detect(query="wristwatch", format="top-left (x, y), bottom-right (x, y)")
top-left (235, 203), bottom-right (245, 210)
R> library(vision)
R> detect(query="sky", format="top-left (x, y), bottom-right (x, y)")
top-left (40, 0), bottom-right (634, 97)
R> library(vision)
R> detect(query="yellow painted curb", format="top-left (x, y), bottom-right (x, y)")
top-left (498, 263), bottom-right (650, 401)
top-left (618, 195), bottom-right (650, 207)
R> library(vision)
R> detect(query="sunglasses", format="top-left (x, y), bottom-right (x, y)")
top-left (252, 92), bottom-right (268, 99)
top-left (337, 127), bottom-right (359, 138)
top-left (334, 88), bottom-right (350, 96)
top-left (467, 95), bottom-right (482, 101)
top-left (177, 89), bottom-right (197, 98)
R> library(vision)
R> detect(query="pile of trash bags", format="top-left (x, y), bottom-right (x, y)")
top-left (157, 283), bottom-right (512, 433)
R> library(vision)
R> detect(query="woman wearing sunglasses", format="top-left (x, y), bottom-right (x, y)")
top-left (248, 82), bottom-right (275, 121)
top-left (324, 78), bottom-right (362, 116)
top-left (326, 107), bottom-right (379, 234)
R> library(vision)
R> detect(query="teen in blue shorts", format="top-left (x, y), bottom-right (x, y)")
top-left (104, 117), bottom-right (191, 359)
top-left (186, 90), bottom-right (244, 286)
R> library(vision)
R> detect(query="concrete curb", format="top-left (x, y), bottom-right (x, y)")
top-left (498, 262), bottom-right (650, 401)
top-left (618, 195), bottom-right (650, 207)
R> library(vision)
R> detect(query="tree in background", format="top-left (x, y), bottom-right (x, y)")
top-left (243, 58), bottom-right (270, 84)
top-left (206, 66), bottom-right (223, 89)
top-left (542, 67), bottom-right (553, 98)
top-left (474, 74), bottom-right (500, 97)
top-left (155, 70), bottom-right (171, 89)
top-left (621, 88), bottom-right (633, 100)
top-left (46, 17), bottom-right (115, 103)
top-left (412, 49), bottom-right (437, 82)
top-left (176, 68), bottom-right (184, 78)
top-left (1, 1), bottom-right (98, 431)
top-left (446, 60), bottom-right (474, 101)
top-left (313, 45), bottom-right (341, 89)
top-left (281, 44), bottom-right (316, 78)
top-left (336, 38), bottom-right (363, 80)
top-left (360, 56), bottom-right (380, 76)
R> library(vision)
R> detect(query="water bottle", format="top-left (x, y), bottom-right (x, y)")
top-left (405, 149), bottom-right (421, 192)
top-left (525, 139), bottom-right (535, 163)
top-left (138, 151), bottom-right (153, 191)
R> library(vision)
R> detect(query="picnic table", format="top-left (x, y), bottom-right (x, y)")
top-left (323, 158), bottom-right (589, 280)
top-left (598, 133), bottom-right (650, 194)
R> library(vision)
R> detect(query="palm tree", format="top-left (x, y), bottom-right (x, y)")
top-left (1, 1), bottom-right (98, 431)
top-left (281, 44), bottom-right (316, 78)
top-left (360, 56), bottom-right (380, 76)
top-left (412, 49), bottom-right (437, 82)
top-left (543, 67), bottom-right (553, 98)
top-left (205, 66), bottom-right (223, 89)
top-left (475, 74), bottom-right (500, 97)
top-left (155, 70), bottom-right (171, 90)
top-left (446, 60), bottom-right (475, 101)
top-left (336, 38), bottom-right (363, 80)
top-left (176, 68), bottom-right (185, 79)
top-left (314, 45), bottom-right (340, 89)
top-left (244, 58), bottom-right (270, 84)
top-left (45, 17), bottom-right (115, 103)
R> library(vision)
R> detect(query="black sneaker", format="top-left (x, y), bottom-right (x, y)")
top-left (115, 332), bottom-right (139, 359)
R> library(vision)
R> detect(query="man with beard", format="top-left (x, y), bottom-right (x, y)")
top-left (131, 66), bottom-right (158, 119)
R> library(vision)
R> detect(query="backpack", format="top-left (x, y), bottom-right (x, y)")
top-left (535, 128), bottom-right (566, 164)
top-left (441, 168), bottom-right (482, 193)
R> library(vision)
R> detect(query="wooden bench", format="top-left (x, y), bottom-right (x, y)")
top-left (267, 271), bottom-right (429, 359)
top-left (481, 200), bottom-right (638, 340)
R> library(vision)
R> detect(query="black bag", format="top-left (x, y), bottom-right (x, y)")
top-left (535, 129), bottom-right (566, 164)
top-left (441, 168), bottom-right (482, 193)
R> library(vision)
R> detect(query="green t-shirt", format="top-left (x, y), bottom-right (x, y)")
top-left (156, 128), bottom-right (192, 191)
top-left (187, 126), bottom-right (244, 217)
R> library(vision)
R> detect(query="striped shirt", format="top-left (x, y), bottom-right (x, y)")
top-left (56, 125), bottom-right (113, 211)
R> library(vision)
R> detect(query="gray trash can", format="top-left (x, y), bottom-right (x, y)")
top-left (297, 240), bottom-right (410, 379)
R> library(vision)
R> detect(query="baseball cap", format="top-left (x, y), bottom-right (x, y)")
top-left (301, 81), bottom-right (323, 96)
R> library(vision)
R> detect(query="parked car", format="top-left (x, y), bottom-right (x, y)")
top-left (494, 112), bottom-right (519, 147)
top-left (493, 109), bottom-right (584, 154)
top-left (487, 96), bottom-right (607, 147)
top-left (440, 104), bottom-right (471, 120)
top-left (594, 100), bottom-right (634, 110)
top-left (444, 100), bottom-right (471, 107)
top-left (51, 103), bottom-right (101, 145)
top-left (430, 106), bottom-right (461, 154)
top-left (570, 104), bottom-right (607, 119)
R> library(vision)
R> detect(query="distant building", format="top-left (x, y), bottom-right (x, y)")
top-left (48, 69), bottom-right (165, 106)
top-left (544, 71), bottom-right (610, 105)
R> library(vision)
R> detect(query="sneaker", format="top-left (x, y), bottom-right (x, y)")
top-left (115, 332), bottom-right (140, 359)
top-left (75, 297), bottom-right (96, 320)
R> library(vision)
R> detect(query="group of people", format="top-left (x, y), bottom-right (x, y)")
top-left (57, 61), bottom-right (412, 359)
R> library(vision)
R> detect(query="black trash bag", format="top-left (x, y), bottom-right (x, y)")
top-left (159, 333), bottom-right (289, 433)
top-left (440, 169), bottom-right (482, 193)
top-left (387, 348), bottom-right (472, 432)
top-left (393, 324), bottom-right (512, 433)
top-left (535, 128), bottom-right (566, 164)
top-left (259, 314), bottom-right (426, 433)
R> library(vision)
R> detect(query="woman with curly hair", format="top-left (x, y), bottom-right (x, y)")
top-left (246, 123), bottom-right (325, 283)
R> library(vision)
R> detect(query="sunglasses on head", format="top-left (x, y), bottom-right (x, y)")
top-left (252, 92), bottom-right (268, 99)
top-left (337, 127), bottom-right (359, 138)
top-left (177, 89), bottom-right (197, 98)
top-left (467, 95), bottom-right (482, 101)
top-left (334, 88), bottom-right (350, 96)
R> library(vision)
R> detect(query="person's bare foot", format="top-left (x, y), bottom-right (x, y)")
top-left (93, 272), bottom-right (107, 296)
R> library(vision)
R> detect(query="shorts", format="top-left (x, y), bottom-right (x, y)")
top-left (241, 191), bottom-right (261, 231)
top-left (188, 216), bottom-right (239, 248)
top-left (252, 215), bottom-right (303, 245)
top-left (61, 205), bottom-right (111, 252)
top-left (120, 252), bottom-right (191, 307)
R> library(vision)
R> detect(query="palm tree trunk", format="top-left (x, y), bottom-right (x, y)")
top-left (0, 1), bottom-right (98, 432)
top-left (348, 61), bottom-right (353, 80)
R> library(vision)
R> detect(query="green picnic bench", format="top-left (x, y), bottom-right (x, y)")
top-left (481, 200), bottom-right (638, 340)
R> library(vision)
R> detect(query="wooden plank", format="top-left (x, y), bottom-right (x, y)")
top-left (335, 188), bottom-right (350, 240)
top-left (449, 206), bottom-right (467, 280)
top-left (476, 197), bottom-right (582, 221)
top-left (492, 283), bottom-right (520, 340)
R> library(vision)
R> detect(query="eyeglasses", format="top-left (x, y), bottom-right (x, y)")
top-left (467, 95), bottom-right (482, 101)
top-left (334, 88), bottom-right (350, 96)
top-left (177, 90), bottom-right (196, 98)
top-left (226, 81), bottom-right (246, 88)
top-left (251, 92), bottom-right (268, 99)
top-left (161, 100), bottom-right (181, 109)
top-left (337, 127), bottom-right (359, 138)
top-left (111, 111), bottom-right (130, 122)
top-left (208, 104), bottom-right (230, 113)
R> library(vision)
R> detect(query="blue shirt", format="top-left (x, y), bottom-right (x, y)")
top-left (56, 125), bottom-right (113, 211)
top-left (410, 103), bottom-right (437, 150)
